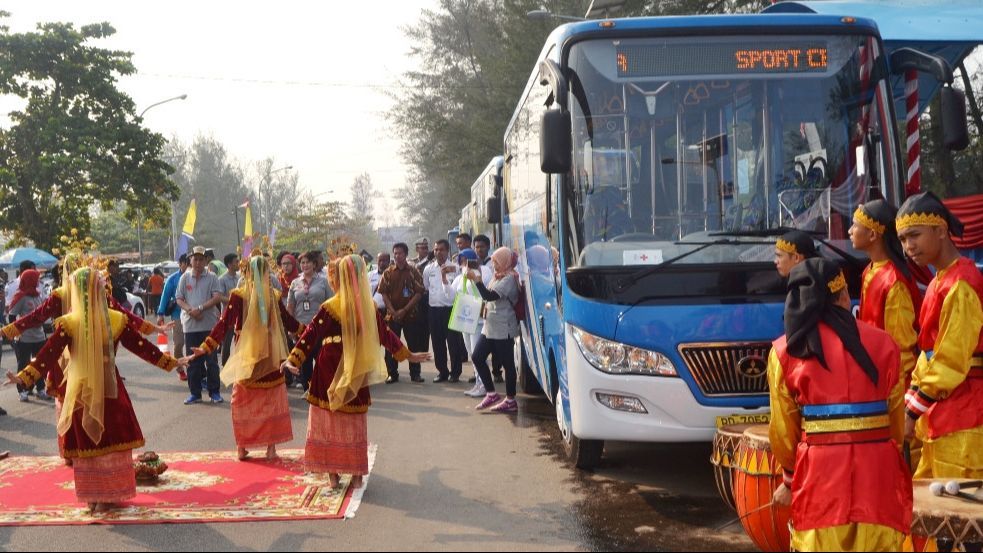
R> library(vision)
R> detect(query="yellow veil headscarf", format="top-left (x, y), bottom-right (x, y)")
top-left (59, 267), bottom-right (118, 443)
top-left (220, 254), bottom-right (289, 387)
top-left (325, 254), bottom-right (387, 411)
top-left (59, 251), bottom-right (84, 315)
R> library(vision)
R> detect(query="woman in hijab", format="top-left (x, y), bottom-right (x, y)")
top-left (767, 258), bottom-right (910, 552)
top-left (192, 253), bottom-right (303, 460)
top-left (282, 254), bottom-right (430, 489)
top-left (7, 269), bottom-right (49, 401)
top-left (466, 247), bottom-right (521, 413)
top-left (278, 254), bottom-right (299, 298)
top-left (5, 267), bottom-right (190, 514)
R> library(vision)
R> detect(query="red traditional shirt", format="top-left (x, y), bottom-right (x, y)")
top-left (905, 257), bottom-right (983, 439)
top-left (768, 322), bottom-right (911, 534)
top-left (859, 260), bottom-right (922, 383)
top-left (287, 304), bottom-right (410, 414)
top-left (1, 286), bottom-right (156, 340)
top-left (16, 310), bottom-right (180, 459)
top-left (197, 288), bottom-right (302, 389)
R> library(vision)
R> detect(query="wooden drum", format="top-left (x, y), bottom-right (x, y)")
top-left (711, 423), bottom-right (753, 512)
top-left (733, 424), bottom-right (792, 552)
top-left (910, 479), bottom-right (983, 552)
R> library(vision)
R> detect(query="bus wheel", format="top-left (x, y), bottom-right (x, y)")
top-left (555, 390), bottom-right (603, 470)
top-left (516, 336), bottom-right (542, 395)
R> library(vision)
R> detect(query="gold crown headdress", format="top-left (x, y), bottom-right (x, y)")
top-left (326, 237), bottom-right (358, 262)
top-left (238, 235), bottom-right (277, 278)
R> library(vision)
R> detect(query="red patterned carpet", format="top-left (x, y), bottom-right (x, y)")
top-left (0, 446), bottom-right (375, 525)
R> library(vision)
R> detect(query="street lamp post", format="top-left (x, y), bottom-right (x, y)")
top-left (526, 9), bottom-right (586, 22)
top-left (136, 94), bottom-right (188, 263)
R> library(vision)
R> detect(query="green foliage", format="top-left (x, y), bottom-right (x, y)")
top-left (0, 17), bottom-right (177, 250)
top-left (276, 200), bottom-right (351, 253)
top-left (389, 0), bottom-right (766, 240)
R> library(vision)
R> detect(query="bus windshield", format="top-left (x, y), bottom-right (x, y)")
top-left (565, 34), bottom-right (901, 268)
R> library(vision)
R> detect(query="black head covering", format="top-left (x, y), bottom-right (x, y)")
top-left (785, 258), bottom-right (879, 384)
top-left (776, 230), bottom-right (819, 258)
top-left (855, 199), bottom-right (912, 280)
top-left (896, 191), bottom-right (964, 237)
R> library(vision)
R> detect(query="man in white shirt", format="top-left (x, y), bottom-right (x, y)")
top-left (422, 239), bottom-right (467, 383)
top-left (370, 252), bottom-right (390, 311)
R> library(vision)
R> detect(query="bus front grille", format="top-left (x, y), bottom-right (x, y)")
top-left (677, 342), bottom-right (772, 397)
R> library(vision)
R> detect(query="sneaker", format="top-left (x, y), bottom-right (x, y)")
top-left (209, 392), bottom-right (224, 404)
top-left (490, 398), bottom-right (518, 413)
top-left (0, 407), bottom-right (6, 416)
top-left (183, 395), bottom-right (202, 405)
top-left (18, 391), bottom-right (29, 402)
top-left (177, 368), bottom-right (188, 382)
top-left (385, 375), bottom-right (399, 384)
top-left (464, 383), bottom-right (486, 398)
top-left (475, 393), bottom-right (502, 411)
top-left (36, 390), bottom-right (53, 401)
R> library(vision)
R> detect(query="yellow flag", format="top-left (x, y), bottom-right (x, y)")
top-left (181, 199), bottom-right (197, 237)
top-left (243, 204), bottom-right (253, 237)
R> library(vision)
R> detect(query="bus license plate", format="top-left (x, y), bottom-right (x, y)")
top-left (716, 413), bottom-right (770, 428)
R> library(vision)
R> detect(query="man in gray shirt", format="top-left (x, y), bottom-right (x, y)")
top-left (217, 253), bottom-right (240, 366)
top-left (176, 246), bottom-right (224, 405)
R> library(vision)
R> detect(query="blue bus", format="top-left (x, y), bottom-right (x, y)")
top-left (490, 2), bottom-right (980, 467)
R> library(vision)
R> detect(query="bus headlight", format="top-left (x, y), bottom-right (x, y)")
top-left (570, 326), bottom-right (677, 377)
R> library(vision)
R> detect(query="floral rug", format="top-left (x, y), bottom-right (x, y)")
top-left (0, 446), bottom-right (376, 525)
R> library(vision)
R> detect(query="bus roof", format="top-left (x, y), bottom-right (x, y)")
top-left (505, 13), bottom-right (879, 140)
top-left (764, 1), bottom-right (983, 113)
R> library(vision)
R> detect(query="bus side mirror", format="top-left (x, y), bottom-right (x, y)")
top-left (940, 86), bottom-right (970, 151)
top-left (541, 109), bottom-right (571, 174)
top-left (487, 196), bottom-right (501, 224)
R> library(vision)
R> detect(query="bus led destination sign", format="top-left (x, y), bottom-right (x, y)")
top-left (616, 43), bottom-right (829, 77)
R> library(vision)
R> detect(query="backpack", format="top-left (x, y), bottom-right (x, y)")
top-left (513, 275), bottom-right (527, 323)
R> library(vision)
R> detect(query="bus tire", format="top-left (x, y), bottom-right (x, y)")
top-left (555, 388), bottom-right (603, 470)
top-left (516, 336), bottom-right (542, 395)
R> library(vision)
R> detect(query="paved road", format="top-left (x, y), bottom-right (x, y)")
top-left (0, 350), bottom-right (754, 551)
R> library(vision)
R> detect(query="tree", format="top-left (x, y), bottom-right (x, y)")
top-left (0, 16), bottom-right (177, 250)
top-left (348, 172), bottom-right (380, 254)
top-left (389, 0), bottom-right (765, 240)
top-left (252, 158), bottom-right (302, 239)
top-left (90, 202), bottom-right (169, 259)
top-left (277, 200), bottom-right (351, 253)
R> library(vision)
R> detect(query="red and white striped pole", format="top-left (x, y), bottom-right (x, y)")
top-left (905, 69), bottom-right (921, 196)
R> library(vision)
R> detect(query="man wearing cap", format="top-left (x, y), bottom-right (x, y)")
top-left (768, 258), bottom-right (910, 551)
top-left (176, 246), bottom-right (224, 404)
top-left (774, 229), bottom-right (819, 278)
top-left (158, 254), bottom-right (190, 381)
top-left (896, 191), bottom-right (983, 479)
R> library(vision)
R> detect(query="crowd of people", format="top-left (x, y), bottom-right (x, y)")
top-left (0, 230), bottom-right (525, 513)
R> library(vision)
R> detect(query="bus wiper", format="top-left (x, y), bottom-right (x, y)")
top-left (710, 227), bottom-right (865, 268)
top-left (614, 239), bottom-right (740, 292)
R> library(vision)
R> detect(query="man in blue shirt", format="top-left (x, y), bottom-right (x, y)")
top-left (157, 254), bottom-right (189, 381)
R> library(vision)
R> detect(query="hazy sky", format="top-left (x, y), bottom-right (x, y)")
top-left (1, 1), bottom-right (438, 227)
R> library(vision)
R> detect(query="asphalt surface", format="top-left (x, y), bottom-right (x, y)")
top-left (0, 349), bottom-right (755, 551)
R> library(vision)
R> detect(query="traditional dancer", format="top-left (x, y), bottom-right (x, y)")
top-left (774, 229), bottom-right (819, 278)
top-left (282, 254), bottom-right (429, 489)
top-left (896, 191), bottom-right (983, 478)
top-left (192, 254), bottom-right (302, 460)
top-left (768, 258), bottom-right (911, 552)
top-left (5, 267), bottom-right (189, 513)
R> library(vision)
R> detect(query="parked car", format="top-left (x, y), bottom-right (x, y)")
top-left (126, 292), bottom-right (147, 320)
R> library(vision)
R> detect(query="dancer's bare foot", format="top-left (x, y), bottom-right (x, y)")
top-left (328, 473), bottom-right (340, 489)
top-left (0, 450), bottom-right (9, 461)
top-left (265, 445), bottom-right (278, 460)
top-left (87, 502), bottom-right (98, 514)
top-left (237, 447), bottom-right (249, 461)
top-left (64, 457), bottom-right (72, 466)
top-left (350, 475), bottom-right (364, 489)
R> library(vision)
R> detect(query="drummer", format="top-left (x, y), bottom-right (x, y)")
top-left (768, 258), bottom-right (911, 552)
top-left (774, 229), bottom-right (820, 278)
top-left (896, 191), bottom-right (983, 479)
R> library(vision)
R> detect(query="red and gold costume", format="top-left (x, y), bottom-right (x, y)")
top-left (769, 260), bottom-right (911, 551)
top-left (287, 255), bottom-right (411, 476)
top-left (859, 260), bottom-right (922, 382)
top-left (1, 286), bottom-right (156, 341)
top-left (196, 286), bottom-right (302, 449)
top-left (905, 257), bottom-right (983, 478)
top-left (16, 309), bottom-right (180, 503)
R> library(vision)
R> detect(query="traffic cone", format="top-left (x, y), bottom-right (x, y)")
top-left (156, 331), bottom-right (169, 353)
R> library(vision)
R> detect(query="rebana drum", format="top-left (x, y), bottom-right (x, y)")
top-left (733, 424), bottom-right (792, 552)
top-left (711, 423), bottom-right (753, 512)
top-left (910, 479), bottom-right (983, 552)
